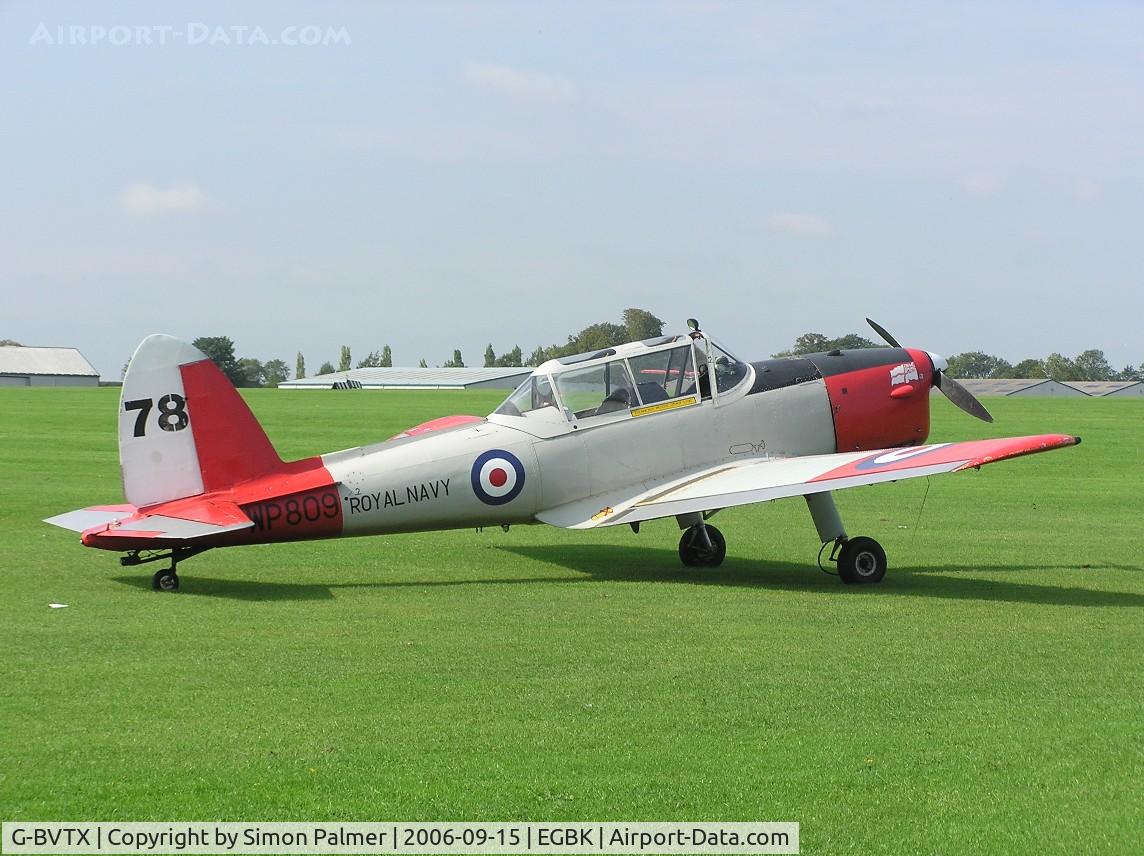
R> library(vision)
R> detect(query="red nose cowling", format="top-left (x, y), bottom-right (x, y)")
top-left (822, 348), bottom-right (934, 452)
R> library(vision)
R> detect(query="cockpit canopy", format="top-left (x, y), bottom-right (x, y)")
top-left (493, 332), bottom-right (748, 424)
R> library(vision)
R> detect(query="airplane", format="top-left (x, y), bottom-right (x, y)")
top-left (45, 319), bottom-right (1079, 591)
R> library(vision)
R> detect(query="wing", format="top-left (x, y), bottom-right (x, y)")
top-left (537, 434), bottom-right (1080, 530)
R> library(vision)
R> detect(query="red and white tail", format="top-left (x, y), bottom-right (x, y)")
top-left (118, 334), bottom-right (285, 507)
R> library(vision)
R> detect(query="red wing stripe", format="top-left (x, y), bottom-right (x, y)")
top-left (810, 434), bottom-right (1080, 483)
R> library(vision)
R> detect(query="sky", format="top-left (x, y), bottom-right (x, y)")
top-left (2, 1), bottom-right (1142, 378)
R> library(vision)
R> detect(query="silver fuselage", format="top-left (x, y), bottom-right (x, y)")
top-left (322, 371), bottom-right (835, 536)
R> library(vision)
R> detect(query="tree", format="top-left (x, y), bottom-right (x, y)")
top-left (483, 344), bottom-right (496, 367)
top-left (565, 322), bottom-right (628, 355)
top-left (380, 345), bottom-right (392, 367)
top-left (192, 336), bottom-right (242, 385)
top-left (296, 352), bottom-right (306, 379)
top-left (263, 359), bottom-right (290, 387)
top-left (829, 333), bottom-right (880, 350)
top-left (792, 333), bottom-right (831, 354)
top-left (945, 351), bottom-right (1014, 379)
top-left (338, 345), bottom-right (352, 372)
top-left (496, 345), bottom-right (523, 367)
top-left (418, 358), bottom-right (428, 368)
top-left (1073, 349), bottom-right (1113, 381)
top-left (235, 357), bottom-right (265, 388)
top-left (623, 308), bottom-right (665, 341)
top-left (1115, 364), bottom-right (1141, 382)
top-left (1043, 353), bottom-right (1079, 381)
top-left (318, 361), bottom-right (335, 375)
top-left (443, 349), bottom-right (465, 368)
top-left (521, 310), bottom-right (665, 365)
top-left (1012, 358), bottom-right (1046, 379)
top-left (0, 339), bottom-right (22, 346)
top-left (357, 351), bottom-right (382, 368)
top-left (772, 331), bottom-right (879, 358)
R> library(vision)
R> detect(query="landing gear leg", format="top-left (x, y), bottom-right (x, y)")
top-left (805, 492), bottom-right (847, 543)
top-left (805, 491), bottom-right (887, 584)
top-left (121, 546), bottom-right (209, 592)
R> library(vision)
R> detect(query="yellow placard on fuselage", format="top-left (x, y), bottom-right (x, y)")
top-left (631, 395), bottom-right (699, 418)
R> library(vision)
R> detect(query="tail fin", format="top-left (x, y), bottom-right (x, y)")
top-left (120, 335), bottom-right (285, 507)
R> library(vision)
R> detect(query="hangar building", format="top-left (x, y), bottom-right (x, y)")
top-left (930, 379), bottom-right (1143, 398)
top-left (957, 379), bottom-right (1084, 397)
top-left (1066, 381), bottom-right (1144, 397)
top-left (282, 368), bottom-right (1144, 396)
top-left (279, 366), bottom-right (532, 391)
top-left (0, 346), bottom-right (100, 387)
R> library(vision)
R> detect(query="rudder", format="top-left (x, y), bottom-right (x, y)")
top-left (119, 335), bottom-right (284, 507)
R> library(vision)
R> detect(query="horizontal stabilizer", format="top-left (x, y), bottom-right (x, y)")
top-left (86, 514), bottom-right (252, 541)
top-left (51, 498), bottom-right (256, 547)
top-left (44, 505), bottom-right (137, 533)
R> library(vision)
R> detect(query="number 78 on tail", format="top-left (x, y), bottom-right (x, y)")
top-left (46, 319), bottom-right (1079, 591)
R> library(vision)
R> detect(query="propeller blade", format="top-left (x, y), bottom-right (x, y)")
top-left (866, 317), bottom-right (902, 349)
top-left (865, 315), bottom-right (992, 421)
top-left (934, 372), bottom-right (994, 423)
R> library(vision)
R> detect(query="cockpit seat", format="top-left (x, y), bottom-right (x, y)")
top-left (636, 382), bottom-right (669, 404)
top-left (595, 388), bottom-right (631, 416)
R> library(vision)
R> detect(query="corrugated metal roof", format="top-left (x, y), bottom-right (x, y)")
top-left (1106, 382), bottom-right (1144, 397)
top-left (280, 366), bottom-right (532, 389)
top-left (929, 378), bottom-right (1056, 396)
top-left (0, 346), bottom-right (99, 376)
top-left (1064, 381), bottom-right (1143, 396)
top-left (926, 378), bottom-right (1144, 396)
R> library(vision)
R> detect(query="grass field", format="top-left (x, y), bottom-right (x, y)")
top-left (1, 389), bottom-right (1141, 854)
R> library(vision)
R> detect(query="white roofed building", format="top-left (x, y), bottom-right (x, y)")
top-left (0, 346), bottom-right (100, 387)
top-left (279, 366), bottom-right (532, 391)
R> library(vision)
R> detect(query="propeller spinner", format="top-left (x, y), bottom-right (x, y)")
top-left (866, 317), bottom-right (993, 423)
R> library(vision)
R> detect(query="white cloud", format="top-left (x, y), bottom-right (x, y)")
top-left (766, 212), bottom-right (833, 237)
top-left (1074, 178), bottom-right (1101, 202)
top-left (961, 174), bottom-right (1002, 198)
top-left (461, 62), bottom-right (575, 103)
top-left (118, 182), bottom-right (205, 215)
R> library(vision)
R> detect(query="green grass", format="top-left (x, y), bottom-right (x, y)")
top-left (1, 389), bottom-right (1141, 854)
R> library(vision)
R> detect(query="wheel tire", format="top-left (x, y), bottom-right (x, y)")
top-left (837, 537), bottom-right (886, 584)
top-left (152, 569), bottom-right (180, 592)
top-left (678, 525), bottom-right (727, 568)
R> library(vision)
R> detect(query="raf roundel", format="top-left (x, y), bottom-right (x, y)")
top-left (471, 449), bottom-right (526, 506)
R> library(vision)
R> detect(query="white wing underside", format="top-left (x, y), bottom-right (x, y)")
top-left (535, 435), bottom-right (1079, 530)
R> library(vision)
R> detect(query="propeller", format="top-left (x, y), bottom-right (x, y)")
top-left (865, 317), bottom-right (993, 423)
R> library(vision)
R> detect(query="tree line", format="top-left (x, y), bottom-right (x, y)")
top-left (479, 308), bottom-right (667, 369)
top-left (771, 332), bottom-right (1142, 382)
top-left (104, 313), bottom-right (1139, 387)
top-left (174, 309), bottom-right (668, 386)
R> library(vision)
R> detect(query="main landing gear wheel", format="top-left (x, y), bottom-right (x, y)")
top-left (837, 536), bottom-right (887, 585)
top-left (679, 524), bottom-right (727, 567)
top-left (151, 568), bottom-right (179, 592)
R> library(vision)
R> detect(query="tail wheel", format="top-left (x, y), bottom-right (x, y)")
top-left (837, 536), bottom-right (886, 584)
top-left (679, 524), bottom-right (727, 567)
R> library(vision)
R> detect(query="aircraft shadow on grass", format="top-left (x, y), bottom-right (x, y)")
top-left (112, 543), bottom-right (1144, 609)
top-left (111, 575), bottom-right (337, 602)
